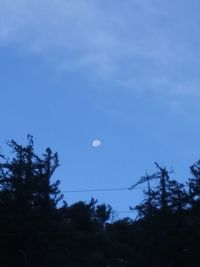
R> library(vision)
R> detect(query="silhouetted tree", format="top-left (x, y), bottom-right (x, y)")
top-left (1, 136), bottom-right (200, 266)
top-left (188, 160), bottom-right (200, 205)
top-left (131, 163), bottom-right (187, 219)
top-left (0, 136), bottom-right (63, 266)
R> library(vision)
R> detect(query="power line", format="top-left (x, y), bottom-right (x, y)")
top-left (61, 186), bottom-right (154, 193)
top-left (62, 187), bottom-right (128, 193)
top-left (0, 210), bottom-right (135, 218)
top-left (0, 186), bottom-right (152, 196)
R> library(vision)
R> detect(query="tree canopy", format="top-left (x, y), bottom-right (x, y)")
top-left (0, 136), bottom-right (200, 266)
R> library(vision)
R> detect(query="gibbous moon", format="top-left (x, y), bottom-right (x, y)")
top-left (92, 139), bottom-right (102, 148)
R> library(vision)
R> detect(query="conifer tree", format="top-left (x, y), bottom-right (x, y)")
top-left (0, 136), bottom-right (63, 266)
top-left (131, 163), bottom-right (187, 219)
top-left (188, 160), bottom-right (200, 205)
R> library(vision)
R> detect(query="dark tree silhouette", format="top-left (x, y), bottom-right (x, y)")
top-left (130, 163), bottom-right (187, 219)
top-left (0, 136), bottom-right (200, 266)
top-left (0, 136), bottom-right (63, 266)
top-left (188, 160), bottom-right (200, 204)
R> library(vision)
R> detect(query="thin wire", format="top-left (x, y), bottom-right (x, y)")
top-left (62, 188), bottom-right (128, 193)
top-left (61, 186), bottom-right (155, 193)
top-left (0, 210), bottom-right (135, 218)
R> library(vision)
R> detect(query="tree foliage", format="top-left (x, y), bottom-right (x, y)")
top-left (0, 137), bottom-right (200, 266)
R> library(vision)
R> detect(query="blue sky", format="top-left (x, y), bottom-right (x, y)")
top-left (0, 0), bottom-right (200, 218)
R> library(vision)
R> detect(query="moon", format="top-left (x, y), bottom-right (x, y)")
top-left (92, 139), bottom-right (102, 148)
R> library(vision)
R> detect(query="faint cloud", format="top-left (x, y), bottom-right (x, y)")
top-left (0, 0), bottom-right (200, 97)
